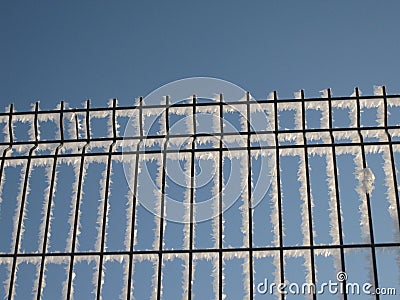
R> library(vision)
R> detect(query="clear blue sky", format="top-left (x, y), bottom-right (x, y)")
top-left (1, 2), bottom-right (400, 299)
top-left (1, 1), bottom-right (400, 110)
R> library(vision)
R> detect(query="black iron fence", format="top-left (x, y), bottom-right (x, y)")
top-left (0, 87), bottom-right (400, 299)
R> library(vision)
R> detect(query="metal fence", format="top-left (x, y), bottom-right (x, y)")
top-left (0, 86), bottom-right (400, 299)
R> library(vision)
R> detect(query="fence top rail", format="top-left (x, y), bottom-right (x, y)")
top-left (1, 91), bottom-right (400, 117)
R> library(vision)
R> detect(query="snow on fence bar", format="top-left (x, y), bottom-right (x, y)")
top-left (0, 87), bottom-right (400, 299)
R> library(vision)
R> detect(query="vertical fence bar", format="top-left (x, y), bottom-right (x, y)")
top-left (60, 101), bottom-right (65, 141)
top-left (273, 91), bottom-right (285, 300)
top-left (300, 90), bottom-right (317, 300)
top-left (327, 88), bottom-right (348, 300)
top-left (36, 101), bottom-right (64, 300)
top-left (66, 100), bottom-right (91, 300)
top-left (355, 87), bottom-right (380, 298)
top-left (218, 93), bottom-right (224, 300)
top-left (8, 102), bottom-right (39, 300)
top-left (127, 97), bottom-right (144, 300)
top-left (7, 104), bottom-right (14, 145)
top-left (156, 96), bottom-right (170, 300)
top-left (245, 92), bottom-right (254, 299)
top-left (187, 95), bottom-right (196, 300)
top-left (96, 99), bottom-right (117, 300)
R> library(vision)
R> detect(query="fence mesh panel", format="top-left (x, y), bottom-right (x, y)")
top-left (0, 86), bottom-right (400, 299)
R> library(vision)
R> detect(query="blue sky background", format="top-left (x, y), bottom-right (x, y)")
top-left (1, 1), bottom-right (400, 109)
top-left (1, 1), bottom-right (400, 299)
